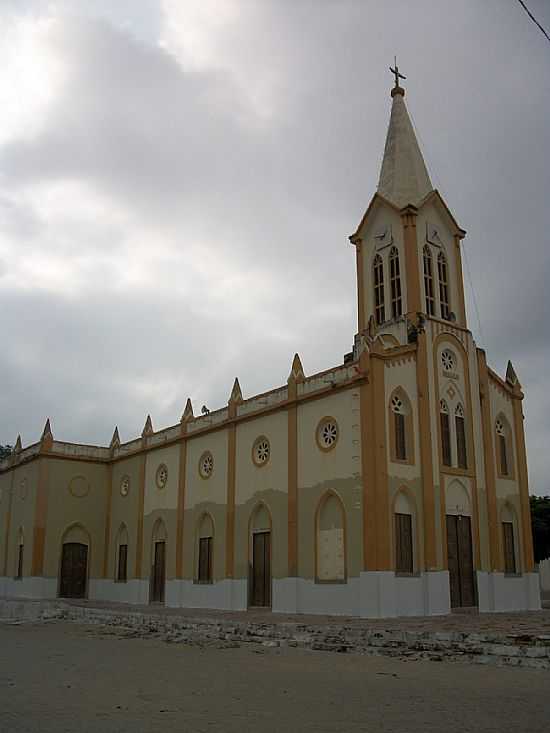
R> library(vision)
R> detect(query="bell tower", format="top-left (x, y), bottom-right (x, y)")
top-left (350, 69), bottom-right (468, 346)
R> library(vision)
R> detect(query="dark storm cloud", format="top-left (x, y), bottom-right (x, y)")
top-left (0, 1), bottom-right (548, 493)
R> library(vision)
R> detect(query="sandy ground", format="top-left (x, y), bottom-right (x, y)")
top-left (1, 622), bottom-right (549, 733)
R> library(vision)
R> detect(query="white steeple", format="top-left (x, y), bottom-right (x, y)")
top-left (377, 84), bottom-right (433, 209)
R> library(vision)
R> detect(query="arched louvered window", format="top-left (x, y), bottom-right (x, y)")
top-left (373, 254), bottom-right (385, 325)
top-left (391, 394), bottom-right (407, 461)
top-left (438, 252), bottom-right (450, 320)
top-left (440, 399), bottom-right (451, 466)
top-left (423, 246), bottom-right (435, 316)
top-left (389, 247), bottom-right (402, 319)
top-left (455, 404), bottom-right (467, 469)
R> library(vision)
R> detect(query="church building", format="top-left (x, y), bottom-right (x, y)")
top-left (0, 75), bottom-right (540, 617)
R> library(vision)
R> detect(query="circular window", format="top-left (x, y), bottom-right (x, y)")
top-left (441, 349), bottom-right (456, 372)
top-left (316, 417), bottom-right (339, 452)
top-left (68, 475), bottom-right (89, 498)
top-left (120, 475), bottom-right (130, 497)
top-left (156, 463), bottom-right (168, 490)
top-left (199, 451), bottom-right (214, 479)
top-left (252, 436), bottom-right (270, 467)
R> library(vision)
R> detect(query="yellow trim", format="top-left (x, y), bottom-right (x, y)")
top-left (31, 458), bottom-right (49, 576)
top-left (225, 423), bottom-right (236, 578)
top-left (134, 453), bottom-right (146, 578)
top-left (401, 206), bottom-right (422, 315)
top-left (416, 330), bottom-right (437, 570)
top-left (102, 464), bottom-right (114, 578)
top-left (477, 349), bottom-right (500, 571)
top-left (175, 437), bottom-right (187, 579)
top-left (287, 397), bottom-right (298, 577)
top-left (511, 393), bottom-right (535, 572)
top-left (356, 240), bottom-right (366, 332)
top-left (453, 235), bottom-right (467, 328)
top-left (2, 469), bottom-right (16, 576)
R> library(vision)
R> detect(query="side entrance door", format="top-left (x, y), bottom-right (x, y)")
top-left (446, 515), bottom-right (476, 608)
top-left (251, 531), bottom-right (271, 607)
top-left (150, 541), bottom-right (166, 603)
top-left (59, 542), bottom-right (88, 598)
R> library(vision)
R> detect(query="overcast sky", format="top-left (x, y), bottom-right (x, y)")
top-left (0, 1), bottom-right (548, 494)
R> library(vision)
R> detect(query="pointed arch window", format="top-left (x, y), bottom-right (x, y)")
top-left (438, 252), bottom-right (450, 320)
top-left (389, 247), bottom-right (402, 319)
top-left (423, 246), bottom-right (435, 316)
top-left (440, 399), bottom-right (451, 467)
top-left (501, 505), bottom-right (518, 575)
top-left (495, 418), bottom-right (514, 478)
top-left (455, 404), bottom-right (467, 469)
top-left (373, 254), bottom-right (385, 325)
top-left (197, 514), bottom-right (214, 583)
top-left (389, 390), bottom-right (414, 465)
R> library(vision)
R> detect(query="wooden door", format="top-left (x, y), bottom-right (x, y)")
top-left (150, 541), bottom-right (166, 603)
top-left (446, 515), bottom-right (476, 608)
top-left (59, 543), bottom-right (88, 598)
top-left (251, 531), bottom-right (271, 607)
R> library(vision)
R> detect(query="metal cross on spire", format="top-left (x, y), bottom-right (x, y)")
top-left (389, 56), bottom-right (406, 88)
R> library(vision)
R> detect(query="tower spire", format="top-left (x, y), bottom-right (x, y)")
top-left (377, 69), bottom-right (433, 209)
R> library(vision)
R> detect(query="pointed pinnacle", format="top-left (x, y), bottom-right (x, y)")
top-left (142, 414), bottom-right (153, 437)
top-left (110, 426), bottom-right (120, 449)
top-left (229, 377), bottom-right (243, 403)
top-left (288, 353), bottom-right (305, 383)
top-left (181, 398), bottom-right (194, 423)
top-left (41, 418), bottom-right (52, 440)
top-left (14, 435), bottom-right (22, 453)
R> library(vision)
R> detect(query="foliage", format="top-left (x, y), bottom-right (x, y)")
top-left (0, 444), bottom-right (12, 461)
top-left (530, 495), bottom-right (550, 563)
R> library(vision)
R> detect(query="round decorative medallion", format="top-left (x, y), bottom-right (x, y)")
top-left (199, 451), bottom-right (214, 479)
top-left (120, 475), bottom-right (130, 497)
top-left (19, 478), bottom-right (28, 500)
top-left (316, 417), bottom-right (339, 452)
top-left (441, 349), bottom-right (456, 372)
top-left (69, 475), bottom-right (90, 498)
top-left (156, 463), bottom-right (168, 490)
top-left (252, 436), bottom-right (270, 467)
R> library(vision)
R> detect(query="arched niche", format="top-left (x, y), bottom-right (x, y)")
top-left (445, 480), bottom-right (471, 516)
top-left (316, 492), bottom-right (346, 582)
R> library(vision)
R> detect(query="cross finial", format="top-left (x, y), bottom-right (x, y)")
top-left (389, 56), bottom-right (406, 89)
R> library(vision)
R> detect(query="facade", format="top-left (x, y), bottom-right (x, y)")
top-left (0, 80), bottom-right (540, 617)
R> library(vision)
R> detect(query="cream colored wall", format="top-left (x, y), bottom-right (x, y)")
top-left (142, 445), bottom-right (180, 580)
top-left (183, 428), bottom-right (228, 581)
top-left (2, 462), bottom-right (39, 578)
top-left (42, 459), bottom-right (109, 583)
top-left (358, 202), bottom-right (407, 330)
top-left (0, 471), bottom-right (11, 573)
top-left (297, 388), bottom-right (362, 579)
top-left (234, 411), bottom-right (288, 580)
top-left (109, 455), bottom-right (142, 581)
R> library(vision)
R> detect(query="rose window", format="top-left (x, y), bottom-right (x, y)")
top-left (317, 418), bottom-right (339, 451)
top-left (199, 451), bottom-right (214, 479)
top-left (120, 476), bottom-right (130, 497)
top-left (441, 350), bottom-right (456, 372)
top-left (253, 437), bottom-right (270, 466)
top-left (156, 464), bottom-right (168, 490)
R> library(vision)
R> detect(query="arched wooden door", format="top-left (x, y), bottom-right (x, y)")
top-left (249, 505), bottom-right (271, 608)
top-left (59, 543), bottom-right (88, 598)
top-left (150, 520), bottom-right (167, 604)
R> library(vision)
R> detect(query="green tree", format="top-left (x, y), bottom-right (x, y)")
top-left (0, 444), bottom-right (12, 461)
top-left (530, 495), bottom-right (550, 563)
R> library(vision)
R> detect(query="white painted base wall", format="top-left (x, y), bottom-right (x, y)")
top-left (477, 572), bottom-right (541, 612)
top-left (272, 572), bottom-right (450, 617)
top-left (0, 571), bottom-right (541, 616)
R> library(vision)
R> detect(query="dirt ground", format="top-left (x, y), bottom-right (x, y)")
top-left (1, 622), bottom-right (549, 733)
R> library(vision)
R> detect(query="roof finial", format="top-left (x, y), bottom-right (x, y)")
top-left (389, 56), bottom-right (406, 97)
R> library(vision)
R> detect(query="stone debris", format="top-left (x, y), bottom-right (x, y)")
top-left (1, 598), bottom-right (549, 670)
